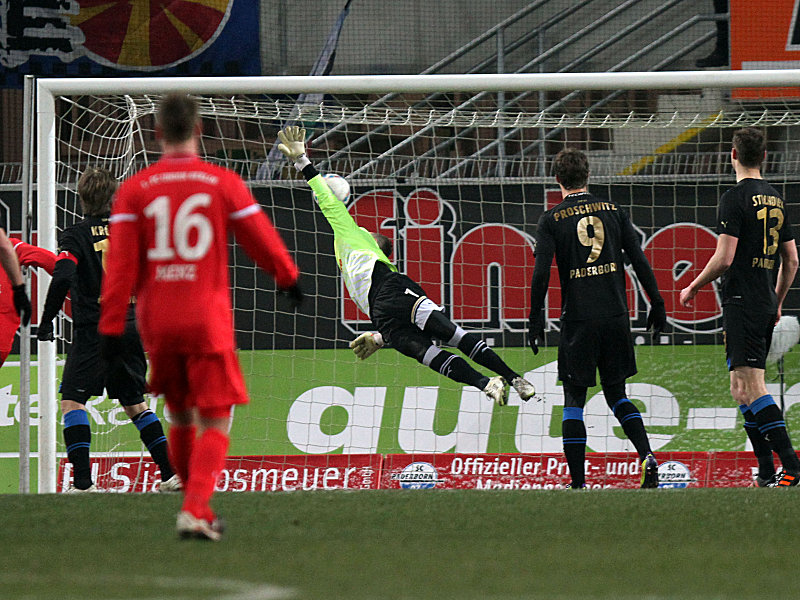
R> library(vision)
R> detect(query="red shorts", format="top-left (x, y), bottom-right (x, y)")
top-left (148, 349), bottom-right (249, 413)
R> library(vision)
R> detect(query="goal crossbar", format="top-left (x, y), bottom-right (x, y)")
top-left (35, 70), bottom-right (800, 96)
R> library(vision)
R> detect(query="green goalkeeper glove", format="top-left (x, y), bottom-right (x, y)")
top-left (349, 331), bottom-right (384, 360)
top-left (277, 126), bottom-right (310, 169)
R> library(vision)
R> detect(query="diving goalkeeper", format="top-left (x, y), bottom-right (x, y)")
top-left (277, 126), bottom-right (535, 405)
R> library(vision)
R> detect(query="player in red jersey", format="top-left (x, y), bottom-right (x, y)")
top-left (0, 228), bottom-right (32, 345)
top-left (99, 93), bottom-right (302, 540)
top-left (0, 237), bottom-right (54, 365)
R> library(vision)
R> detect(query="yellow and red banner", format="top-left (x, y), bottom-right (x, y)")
top-left (0, 0), bottom-right (258, 88)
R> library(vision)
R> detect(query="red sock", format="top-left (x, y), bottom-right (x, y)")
top-left (168, 424), bottom-right (196, 485)
top-left (182, 427), bottom-right (229, 521)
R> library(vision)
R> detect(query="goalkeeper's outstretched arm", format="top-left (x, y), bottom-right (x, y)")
top-left (277, 126), bottom-right (362, 239)
top-left (276, 126), bottom-right (395, 318)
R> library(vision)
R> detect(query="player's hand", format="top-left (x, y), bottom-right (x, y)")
top-left (527, 317), bottom-right (544, 355)
top-left (278, 283), bottom-right (304, 310)
top-left (646, 300), bottom-right (667, 338)
top-left (679, 285), bottom-right (696, 307)
top-left (37, 320), bottom-right (54, 342)
top-left (349, 332), bottom-right (384, 360)
top-left (99, 335), bottom-right (124, 363)
top-left (12, 284), bottom-right (31, 326)
top-left (277, 126), bottom-right (307, 162)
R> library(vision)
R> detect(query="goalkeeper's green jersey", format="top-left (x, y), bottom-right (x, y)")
top-left (308, 174), bottom-right (397, 316)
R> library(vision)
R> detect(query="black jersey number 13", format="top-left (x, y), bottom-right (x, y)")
top-left (756, 206), bottom-right (783, 256)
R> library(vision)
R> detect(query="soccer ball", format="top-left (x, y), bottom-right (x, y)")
top-left (314, 173), bottom-right (351, 204)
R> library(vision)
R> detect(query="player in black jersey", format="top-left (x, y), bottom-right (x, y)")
top-left (529, 149), bottom-right (666, 489)
top-left (37, 167), bottom-right (179, 493)
top-left (681, 128), bottom-right (800, 488)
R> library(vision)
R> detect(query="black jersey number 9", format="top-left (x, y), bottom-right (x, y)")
top-left (756, 206), bottom-right (783, 256)
top-left (576, 215), bottom-right (605, 263)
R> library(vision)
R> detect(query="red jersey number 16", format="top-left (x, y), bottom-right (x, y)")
top-left (144, 194), bottom-right (213, 261)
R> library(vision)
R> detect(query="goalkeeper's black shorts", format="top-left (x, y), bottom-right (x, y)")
top-left (557, 314), bottom-right (636, 388)
top-left (60, 319), bottom-right (146, 405)
top-left (370, 272), bottom-right (429, 342)
top-left (723, 304), bottom-right (775, 371)
top-left (370, 272), bottom-right (444, 361)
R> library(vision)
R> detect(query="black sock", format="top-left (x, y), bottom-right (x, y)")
top-left (131, 409), bottom-right (174, 480)
top-left (562, 407), bottom-right (586, 486)
top-left (610, 398), bottom-right (651, 460)
top-left (740, 406), bottom-right (775, 479)
top-left (63, 409), bottom-right (92, 489)
top-left (428, 349), bottom-right (488, 390)
top-left (750, 395), bottom-right (800, 473)
top-left (457, 332), bottom-right (518, 382)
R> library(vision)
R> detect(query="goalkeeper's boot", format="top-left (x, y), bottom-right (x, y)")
top-left (65, 483), bottom-right (99, 494)
top-left (484, 376), bottom-right (509, 406)
top-left (754, 472), bottom-right (778, 488)
top-left (511, 377), bottom-right (536, 402)
top-left (159, 474), bottom-right (182, 493)
top-left (176, 511), bottom-right (225, 542)
top-left (767, 470), bottom-right (800, 488)
top-left (640, 453), bottom-right (659, 489)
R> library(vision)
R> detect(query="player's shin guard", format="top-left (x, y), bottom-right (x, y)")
top-left (423, 346), bottom-right (489, 391)
top-left (63, 409), bottom-right (92, 489)
top-left (739, 405), bottom-right (776, 479)
top-left (131, 408), bottom-right (175, 481)
top-left (183, 427), bottom-right (228, 522)
top-left (562, 407), bottom-right (587, 487)
top-left (168, 424), bottom-right (197, 485)
top-left (749, 395), bottom-right (800, 473)
top-left (452, 330), bottom-right (518, 383)
top-left (610, 398), bottom-right (651, 460)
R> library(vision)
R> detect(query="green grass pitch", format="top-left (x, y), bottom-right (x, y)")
top-left (1, 487), bottom-right (797, 599)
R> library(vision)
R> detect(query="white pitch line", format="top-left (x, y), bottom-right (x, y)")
top-left (28, 575), bottom-right (299, 600)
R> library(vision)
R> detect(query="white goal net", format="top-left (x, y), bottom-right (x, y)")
top-left (34, 72), bottom-right (800, 492)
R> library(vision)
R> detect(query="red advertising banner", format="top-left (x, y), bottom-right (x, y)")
top-left (57, 456), bottom-right (164, 493)
top-left (57, 454), bottom-right (383, 493)
top-left (380, 452), bottom-right (757, 490)
top-left (214, 454), bottom-right (382, 492)
top-left (57, 452), bottom-right (758, 493)
top-left (731, 0), bottom-right (800, 98)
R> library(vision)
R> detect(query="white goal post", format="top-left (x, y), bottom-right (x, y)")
top-left (33, 70), bottom-right (800, 493)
